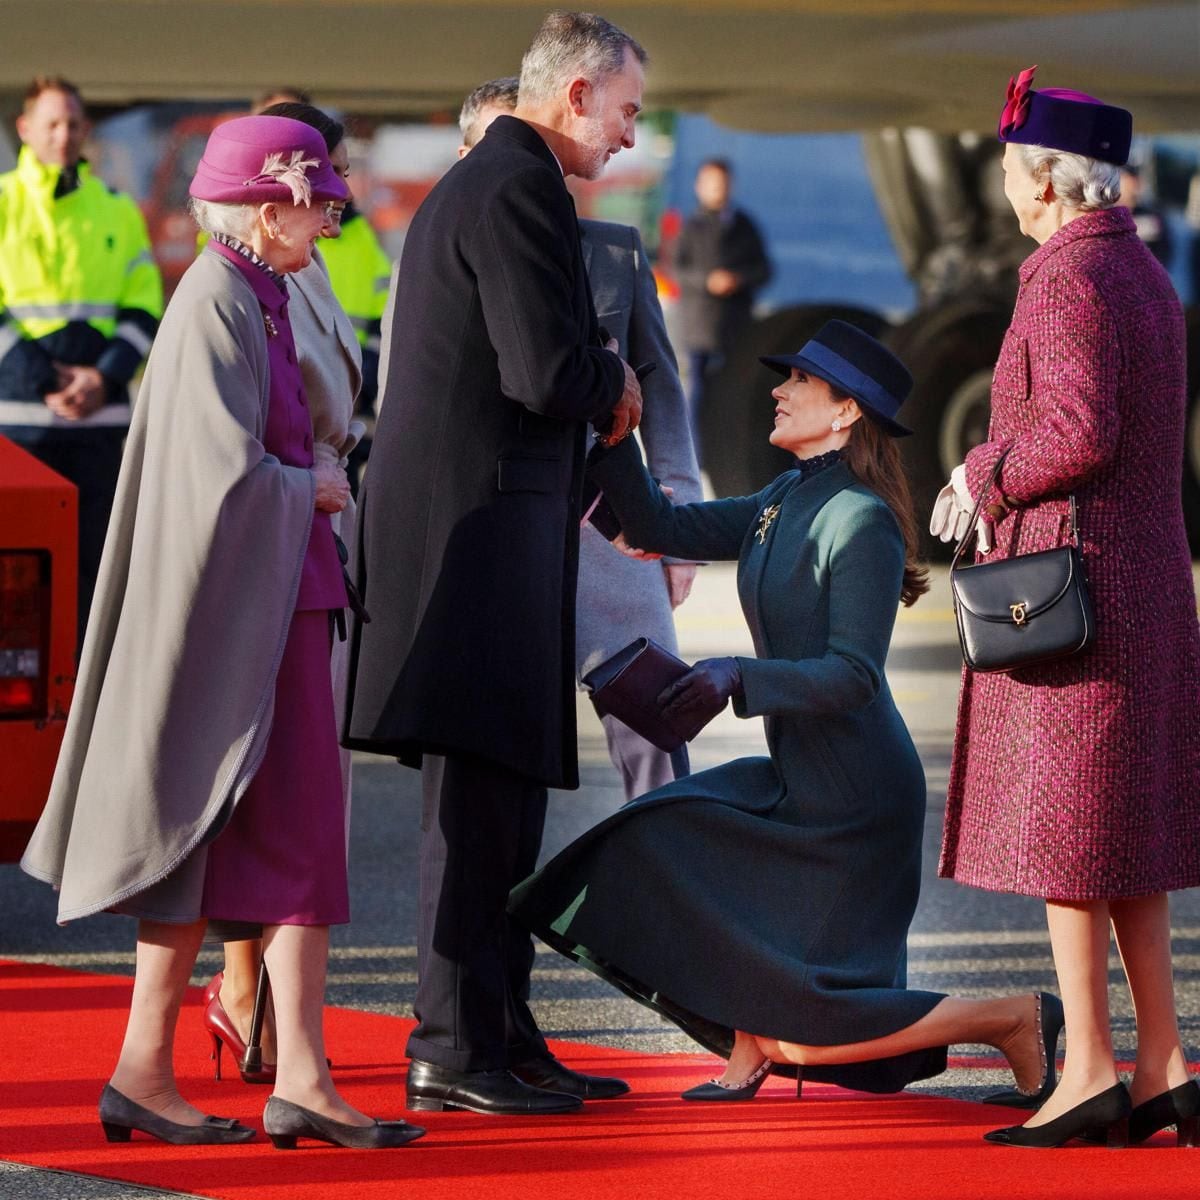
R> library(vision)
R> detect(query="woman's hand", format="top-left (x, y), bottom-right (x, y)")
top-left (311, 459), bottom-right (351, 513)
top-left (658, 657), bottom-right (743, 736)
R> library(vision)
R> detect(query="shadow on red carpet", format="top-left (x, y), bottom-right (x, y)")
top-left (1, 961), bottom-right (1196, 1200)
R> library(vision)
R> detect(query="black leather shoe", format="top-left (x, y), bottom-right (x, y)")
top-left (1128, 1079), bottom-right (1200, 1146)
top-left (511, 1052), bottom-right (629, 1100)
top-left (405, 1059), bottom-right (582, 1115)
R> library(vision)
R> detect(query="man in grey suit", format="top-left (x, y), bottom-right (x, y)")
top-left (460, 79), bottom-right (703, 800)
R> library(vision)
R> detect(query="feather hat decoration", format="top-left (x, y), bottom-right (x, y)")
top-left (248, 150), bottom-right (320, 206)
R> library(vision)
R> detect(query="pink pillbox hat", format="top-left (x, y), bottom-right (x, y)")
top-left (189, 115), bottom-right (350, 206)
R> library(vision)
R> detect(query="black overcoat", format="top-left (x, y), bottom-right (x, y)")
top-left (343, 116), bottom-right (623, 789)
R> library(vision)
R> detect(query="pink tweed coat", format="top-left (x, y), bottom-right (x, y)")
top-left (939, 207), bottom-right (1200, 900)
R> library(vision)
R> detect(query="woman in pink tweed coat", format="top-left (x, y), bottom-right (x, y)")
top-left (935, 71), bottom-right (1200, 1149)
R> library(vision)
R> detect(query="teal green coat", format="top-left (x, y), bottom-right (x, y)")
top-left (511, 440), bottom-right (947, 1091)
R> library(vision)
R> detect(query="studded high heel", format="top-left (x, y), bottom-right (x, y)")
top-left (681, 1058), bottom-right (790, 1102)
top-left (983, 992), bottom-right (1064, 1110)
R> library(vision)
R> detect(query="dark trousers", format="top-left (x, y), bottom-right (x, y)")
top-left (408, 751), bottom-right (549, 1072)
top-left (684, 350), bottom-right (722, 469)
top-left (1, 424), bottom-right (124, 655)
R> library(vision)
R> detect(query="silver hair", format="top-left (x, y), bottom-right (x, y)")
top-left (1017, 144), bottom-right (1121, 212)
top-left (459, 76), bottom-right (519, 147)
top-left (188, 197), bottom-right (259, 241)
top-left (518, 10), bottom-right (647, 105)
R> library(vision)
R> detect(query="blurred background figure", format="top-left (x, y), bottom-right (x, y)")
top-left (0, 75), bottom-right (162, 650)
top-left (252, 89), bottom-right (391, 493)
top-left (672, 157), bottom-right (770, 466)
top-left (1118, 163), bottom-right (1172, 266)
top-left (459, 76), bottom-right (702, 800)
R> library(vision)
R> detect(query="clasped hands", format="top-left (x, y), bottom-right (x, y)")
top-left (929, 464), bottom-right (993, 553)
top-left (659, 656), bottom-right (743, 737)
top-left (44, 362), bottom-right (107, 420)
top-left (311, 442), bottom-right (351, 513)
top-left (594, 337), bottom-right (643, 447)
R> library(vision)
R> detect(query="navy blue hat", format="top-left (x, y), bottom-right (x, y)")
top-left (759, 320), bottom-right (913, 437)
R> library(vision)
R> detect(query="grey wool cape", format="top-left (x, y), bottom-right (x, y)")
top-left (21, 249), bottom-right (315, 923)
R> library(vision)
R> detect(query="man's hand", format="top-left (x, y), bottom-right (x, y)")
top-left (44, 364), bottom-right (107, 420)
top-left (706, 268), bottom-right (740, 297)
top-left (597, 337), bottom-right (643, 446)
top-left (664, 562), bottom-right (696, 608)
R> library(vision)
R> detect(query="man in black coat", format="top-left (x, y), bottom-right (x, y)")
top-left (344, 11), bottom-right (646, 1115)
top-left (673, 158), bottom-right (771, 465)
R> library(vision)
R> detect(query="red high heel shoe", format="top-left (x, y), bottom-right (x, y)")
top-left (203, 972), bottom-right (276, 1086)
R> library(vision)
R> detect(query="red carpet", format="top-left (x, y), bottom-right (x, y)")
top-left (1, 960), bottom-right (1197, 1200)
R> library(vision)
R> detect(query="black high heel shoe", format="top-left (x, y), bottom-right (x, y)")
top-left (983, 992), bottom-right (1065, 1109)
top-left (99, 1084), bottom-right (256, 1145)
top-left (984, 1082), bottom-right (1131, 1148)
top-left (263, 1095), bottom-right (425, 1149)
top-left (1128, 1079), bottom-right (1200, 1146)
top-left (681, 1058), bottom-right (796, 1102)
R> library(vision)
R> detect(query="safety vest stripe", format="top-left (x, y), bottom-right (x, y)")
top-left (5, 301), bottom-right (118, 322)
top-left (0, 399), bottom-right (131, 427)
top-left (0, 322), bottom-right (21, 358)
top-left (365, 335), bottom-right (382, 354)
top-left (114, 320), bottom-right (154, 357)
top-left (349, 316), bottom-right (373, 331)
top-left (126, 250), bottom-right (157, 273)
top-left (374, 275), bottom-right (391, 292)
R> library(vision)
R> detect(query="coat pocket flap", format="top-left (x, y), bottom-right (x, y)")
top-left (952, 546), bottom-right (1078, 623)
top-left (497, 454), bottom-right (561, 493)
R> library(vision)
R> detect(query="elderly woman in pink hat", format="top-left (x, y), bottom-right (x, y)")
top-left (934, 71), bottom-right (1200, 1148)
top-left (21, 115), bottom-right (423, 1151)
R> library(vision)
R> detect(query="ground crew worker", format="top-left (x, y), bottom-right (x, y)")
top-left (319, 202), bottom-right (390, 486)
top-left (0, 76), bottom-right (163, 648)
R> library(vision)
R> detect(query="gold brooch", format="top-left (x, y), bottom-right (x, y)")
top-left (263, 313), bottom-right (279, 338)
top-left (756, 504), bottom-right (780, 544)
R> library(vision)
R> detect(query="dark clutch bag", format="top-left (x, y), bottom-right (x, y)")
top-left (582, 637), bottom-right (693, 752)
top-left (949, 452), bottom-right (1095, 673)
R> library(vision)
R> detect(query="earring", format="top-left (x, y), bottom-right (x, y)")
top-left (832, 419), bottom-right (842, 432)
top-left (1034, 189), bottom-right (1046, 203)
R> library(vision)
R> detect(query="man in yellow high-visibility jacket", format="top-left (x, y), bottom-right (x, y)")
top-left (0, 76), bottom-right (163, 647)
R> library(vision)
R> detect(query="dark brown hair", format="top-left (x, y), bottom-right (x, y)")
top-left (833, 388), bottom-right (929, 607)
top-left (24, 75), bottom-right (85, 114)
top-left (256, 102), bottom-right (344, 154)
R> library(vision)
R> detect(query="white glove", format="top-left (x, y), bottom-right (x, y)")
top-left (929, 464), bottom-right (992, 552)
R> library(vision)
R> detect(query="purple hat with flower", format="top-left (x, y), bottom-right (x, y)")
top-left (189, 115), bottom-right (350, 207)
top-left (997, 65), bottom-right (1131, 166)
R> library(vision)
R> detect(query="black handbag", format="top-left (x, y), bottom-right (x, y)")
top-left (581, 637), bottom-right (695, 752)
top-left (949, 452), bottom-right (1095, 673)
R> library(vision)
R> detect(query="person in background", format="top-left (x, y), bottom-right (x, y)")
top-left (1117, 163), bottom-right (1172, 266)
top-left (343, 11), bottom-right (646, 1116)
top-left (458, 76), bottom-right (702, 798)
top-left (0, 76), bottom-right (163, 649)
top-left (673, 157), bottom-right (770, 465)
top-left (201, 99), bottom-right (368, 1091)
top-left (21, 114), bottom-right (422, 1152)
top-left (936, 68), bottom-right (1200, 1149)
top-left (252, 90), bottom-right (390, 492)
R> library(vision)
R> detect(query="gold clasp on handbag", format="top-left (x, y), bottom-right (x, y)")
top-left (1010, 602), bottom-right (1028, 626)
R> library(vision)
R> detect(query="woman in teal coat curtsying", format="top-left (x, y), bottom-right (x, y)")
top-left (511, 321), bottom-right (1059, 1106)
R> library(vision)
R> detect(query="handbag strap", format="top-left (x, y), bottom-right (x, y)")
top-left (949, 449), bottom-right (1079, 570)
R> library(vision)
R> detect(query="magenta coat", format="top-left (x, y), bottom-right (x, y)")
top-left (939, 207), bottom-right (1200, 900)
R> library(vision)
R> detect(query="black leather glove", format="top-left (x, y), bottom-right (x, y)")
top-left (658, 657), bottom-right (743, 739)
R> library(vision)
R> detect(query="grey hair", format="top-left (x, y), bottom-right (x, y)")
top-left (518, 10), bottom-right (647, 105)
top-left (188, 197), bottom-right (259, 241)
top-left (1017, 144), bottom-right (1121, 212)
top-left (459, 76), bottom-right (519, 147)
